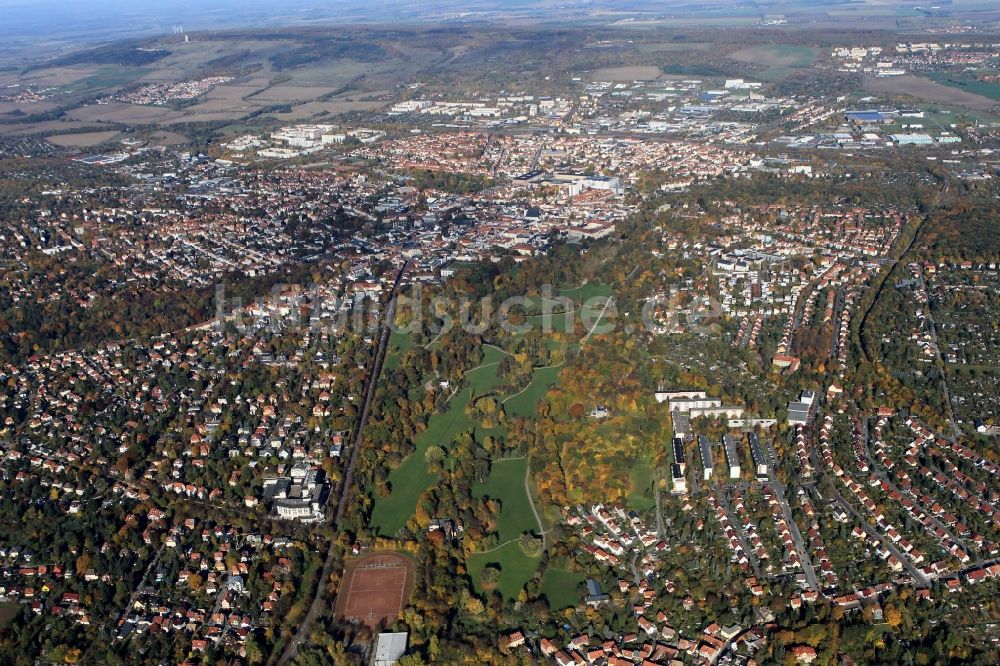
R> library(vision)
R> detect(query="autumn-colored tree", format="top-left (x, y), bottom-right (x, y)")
top-left (74, 554), bottom-right (93, 577)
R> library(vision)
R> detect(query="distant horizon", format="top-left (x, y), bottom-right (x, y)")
top-left (5, 0), bottom-right (997, 53)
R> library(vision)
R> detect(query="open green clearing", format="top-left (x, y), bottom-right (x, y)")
top-left (626, 459), bottom-right (657, 512)
top-left (502, 364), bottom-right (563, 419)
top-left (384, 330), bottom-right (415, 370)
top-left (465, 345), bottom-right (507, 395)
top-left (467, 540), bottom-right (541, 600)
top-left (557, 282), bottom-right (612, 301)
top-left (369, 381), bottom-right (481, 536)
top-left (370, 283), bottom-right (610, 536)
top-left (727, 44), bottom-right (818, 82)
top-left (371, 345), bottom-right (513, 535)
top-left (473, 457), bottom-right (537, 543)
top-left (538, 568), bottom-right (586, 610)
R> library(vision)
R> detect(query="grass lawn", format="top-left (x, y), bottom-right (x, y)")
top-left (370, 346), bottom-right (514, 536)
top-left (521, 285), bottom-right (610, 334)
top-left (370, 283), bottom-right (606, 536)
top-left (626, 459), bottom-right (657, 512)
top-left (539, 568), bottom-right (585, 610)
top-left (383, 330), bottom-right (415, 370)
top-left (467, 541), bottom-right (541, 600)
top-left (369, 385), bottom-right (477, 535)
top-left (465, 345), bottom-right (507, 395)
top-left (526, 309), bottom-right (577, 334)
top-left (503, 364), bottom-right (562, 418)
top-left (371, 346), bottom-right (558, 535)
top-left (473, 457), bottom-right (538, 543)
top-left (558, 282), bottom-right (612, 302)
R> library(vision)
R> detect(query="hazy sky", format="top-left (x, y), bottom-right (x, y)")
top-left (0, 0), bottom-right (387, 42)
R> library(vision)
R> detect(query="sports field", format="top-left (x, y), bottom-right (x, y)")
top-left (334, 553), bottom-right (414, 627)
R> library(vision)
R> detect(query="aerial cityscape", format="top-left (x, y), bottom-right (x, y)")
top-left (0, 1), bottom-right (999, 665)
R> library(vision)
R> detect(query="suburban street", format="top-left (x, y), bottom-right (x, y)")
top-left (762, 434), bottom-right (821, 591)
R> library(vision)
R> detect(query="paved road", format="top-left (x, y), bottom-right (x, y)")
top-left (654, 488), bottom-right (665, 540)
top-left (761, 436), bottom-right (821, 591)
top-left (629, 551), bottom-right (641, 587)
top-left (334, 263), bottom-right (408, 527)
top-left (276, 263), bottom-right (408, 666)
top-left (830, 287), bottom-right (845, 358)
top-left (858, 178), bottom-right (949, 368)
top-left (828, 484), bottom-right (929, 587)
top-left (807, 406), bottom-right (931, 588)
top-left (860, 416), bottom-right (970, 556)
top-left (115, 543), bottom-right (165, 629)
top-left (914, 269), bottom-right (963, 440)
top-left (581, 295), bottom-right (615, 344)
top-left (713, 484), bottom-right (762, 579)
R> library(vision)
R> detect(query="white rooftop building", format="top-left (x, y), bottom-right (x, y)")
top-left (373, 632), bottom-right (408, 666)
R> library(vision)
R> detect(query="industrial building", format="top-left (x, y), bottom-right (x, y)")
top-left (845, 109), bottom-right (898, 123)
top-left (890, 133), bottom-right (935, 145)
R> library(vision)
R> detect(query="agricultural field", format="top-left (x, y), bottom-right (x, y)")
top-left (591, 66), bottom-right (662, 81)
top-left (55, 66), bottom-right (155, 94)
top-left (636, 41), bottom-right (713, 53)
top-left (0, 30), bottom-right (449, 137)
top-left (45, 130), bottom-right (119, 147)
top-left (68, 103), bottom-right (184, 125)
top-left (928, 72), bottom-right (1000, 103)
top-left (864, 75), bottom-right (999, 112)
top-left (0, 100), bottom-right (59, 116)
top-left (146, 130), bottom-right (190, 145)
top-left (262, 99), bottom-right (387, 122)
top-left (728, 45), bottom-right (818, 68)
top-left (0, 119), bottom-right (108, 137)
